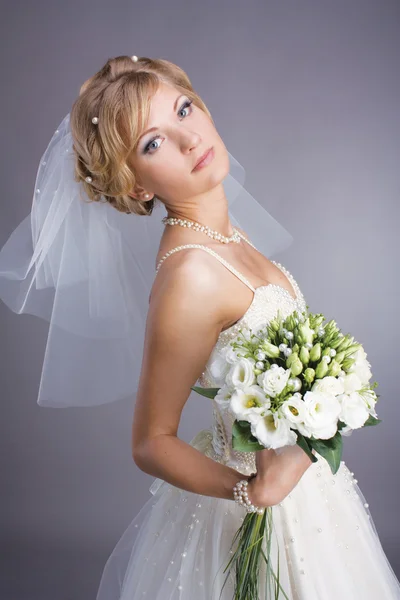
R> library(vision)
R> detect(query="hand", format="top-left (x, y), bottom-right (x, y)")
top-left (247, 444), bottom-right (314, 509)
top-left (245, 448), bottom-right (276, 509)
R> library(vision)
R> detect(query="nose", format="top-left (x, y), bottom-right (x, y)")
top-left (179, 129), bottom-right (201, 154)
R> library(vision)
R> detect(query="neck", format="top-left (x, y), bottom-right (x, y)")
top-left (164, 183), bottom-right (234, 237)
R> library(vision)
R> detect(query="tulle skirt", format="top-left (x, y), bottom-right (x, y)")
top-left (96, 430), bottom-right (400, 599)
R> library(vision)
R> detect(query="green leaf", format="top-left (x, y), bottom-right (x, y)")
top-left (307, 431), bottom-right (343, 474)
top-left (337, 420), bottom-right (347, 431)
top-left (232, 420), bottom-right (266, 452)
top-left (363, 415), bottom-right (382, 427)
top-left (296, 432), bottom-right (318, 463)
top-left (190, 385), bottom-right (219, 399)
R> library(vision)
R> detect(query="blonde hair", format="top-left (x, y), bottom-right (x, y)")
top-left (70, 55), bottom-right (213, 216)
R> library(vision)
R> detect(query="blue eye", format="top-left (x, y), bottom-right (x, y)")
top-left (143, 99), bottom-right (193, 154)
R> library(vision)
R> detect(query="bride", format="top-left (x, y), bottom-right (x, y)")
top-left (1, 55), bottom-right (399, 599)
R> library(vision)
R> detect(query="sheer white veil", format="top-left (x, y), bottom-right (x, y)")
top-left (0, 111), bottom-right (293, 408)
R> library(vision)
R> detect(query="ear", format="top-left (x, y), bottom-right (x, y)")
top-left (127, 186), bottom-right (154, 202)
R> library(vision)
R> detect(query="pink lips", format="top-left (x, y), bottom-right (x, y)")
top-left (192, 147), bottom-right (214, 171)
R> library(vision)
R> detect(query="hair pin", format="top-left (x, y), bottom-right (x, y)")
top-left (92, 117), bottom-right (99, 125)
top-left (131, 55), bottom-right (138, 62)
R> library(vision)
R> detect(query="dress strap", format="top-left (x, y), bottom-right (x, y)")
top-left (155, 243), bottom-right (256, 293)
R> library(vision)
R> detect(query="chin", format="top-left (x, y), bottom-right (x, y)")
top-left (210, 146), bottom-right (230, 182)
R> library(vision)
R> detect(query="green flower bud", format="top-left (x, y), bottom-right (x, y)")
top-left (309, 342), bottom-right (321, 362)
top-left (345, 343), bottom-right (361, 357)
top-left (334, 351), bottom-right (346, 364)
top-left (342, 358), bottom-right (355, 371)
top-left (261, 341), bottom-right (280, 358)
top-left (291, 358), bottom-right (303, 377)
top-left (338, 337), bottom-right (353, 351)
top-left (298, 322), bottom-right (314, 344)
top-left (327, 359), bottom-right (341, 377)
top-left (314, 315), bottom-right (325, 328)
top-left (269, 320), bottom-right (280, 333)
top-left (286, 351), bottom-right (298, 368)
top-left (304, 367), bottom-right (316, 383)
top-left (299, 346), bottom-right (310, 365)
top-left (315, 360), bottom-right (329, 378)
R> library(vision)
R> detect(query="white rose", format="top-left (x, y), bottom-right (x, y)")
top-left (337, 392), bottom-right (370, 429)
top-left (303, 391), bottom-right (342, 439)
top-left (257, 366), bottom-right (291, 398)
top-left (311, 376), bottom-right (344, 397)
top-left (250, 410), bottom-right (297, 450)
top-left (230, 385), bottom-right (271, 421)
top-left (226, 358), bottom-right (256, 389)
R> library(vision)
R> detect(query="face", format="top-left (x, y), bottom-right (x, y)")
top-left (130, 82), bottom-right (230, 209)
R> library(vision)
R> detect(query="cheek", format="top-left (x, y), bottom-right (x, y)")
top-left (147, 161), bottom-right (186, 194)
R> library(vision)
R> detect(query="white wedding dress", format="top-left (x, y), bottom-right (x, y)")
top-left (96, 235), bottom-right (400, 599)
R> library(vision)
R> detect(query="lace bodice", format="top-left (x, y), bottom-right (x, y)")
top-left (156, 231), bottom-right (307, 475)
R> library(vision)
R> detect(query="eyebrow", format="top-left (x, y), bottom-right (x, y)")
top-left (138, 94), bottom-right (184, 144)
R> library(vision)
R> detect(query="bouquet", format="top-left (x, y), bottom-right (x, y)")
top-left (192, 306), bottom-right (381, 599)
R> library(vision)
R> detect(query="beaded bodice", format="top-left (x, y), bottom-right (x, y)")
top-left (198, 262), bottom-right (307, 474)
top-left (156, 230), bottom-right (307, 475)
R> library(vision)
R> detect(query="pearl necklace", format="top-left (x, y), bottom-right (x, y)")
top-left (161, 216), bottom-right (241, 244)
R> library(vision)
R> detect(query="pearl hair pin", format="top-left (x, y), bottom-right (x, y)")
top-left (85, 56), bottom-right (138, 186)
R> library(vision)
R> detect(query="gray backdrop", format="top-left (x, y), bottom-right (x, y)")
top-left (1, 1), bottom-right (399, 598)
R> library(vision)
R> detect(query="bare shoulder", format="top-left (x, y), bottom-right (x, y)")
top-left (149, 246), bottom-right (227, 332)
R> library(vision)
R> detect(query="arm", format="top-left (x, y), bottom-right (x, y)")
top-left (132, 250), bottom-right (312, 507)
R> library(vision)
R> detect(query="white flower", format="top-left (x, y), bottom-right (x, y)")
top-left (250, 410), bottom-right (297, 449)
top-left (338, 372), bottom-right (363, 394)
top-left (229, 385), bottom-right (270, 421)
top-left (311, 376), bottom-right (344, 397)
top-left (257, 366), bottom-right (291, 398)
top-left (340, 424), bottom-right (354, 437)
top-left (226, 358), bottom-right (256, 389)
top-left (214, 384), bottom-right (234, 411)
top-left (337, 392), bottom-right (370, 429)
top-left (302, 391), bottom-right (342, 439)
top-left (280, 396), bottom-right (307, 427)
top-left (347, 347), bottom-right (372, 384)
top-left (208, 351), bottom-right (231, 388)
top-left (208, 345), bottom-right (248, 387)
top-left (359, 388), bottom-right (378, 417)
top-left (225, 345), bottom-right (241, 364)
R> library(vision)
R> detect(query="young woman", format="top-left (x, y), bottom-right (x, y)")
top-left (1, 55), bottom-right (399, 599)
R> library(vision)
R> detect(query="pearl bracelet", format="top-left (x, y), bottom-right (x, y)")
top-left (233, 476), bottom-right (264, 514)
